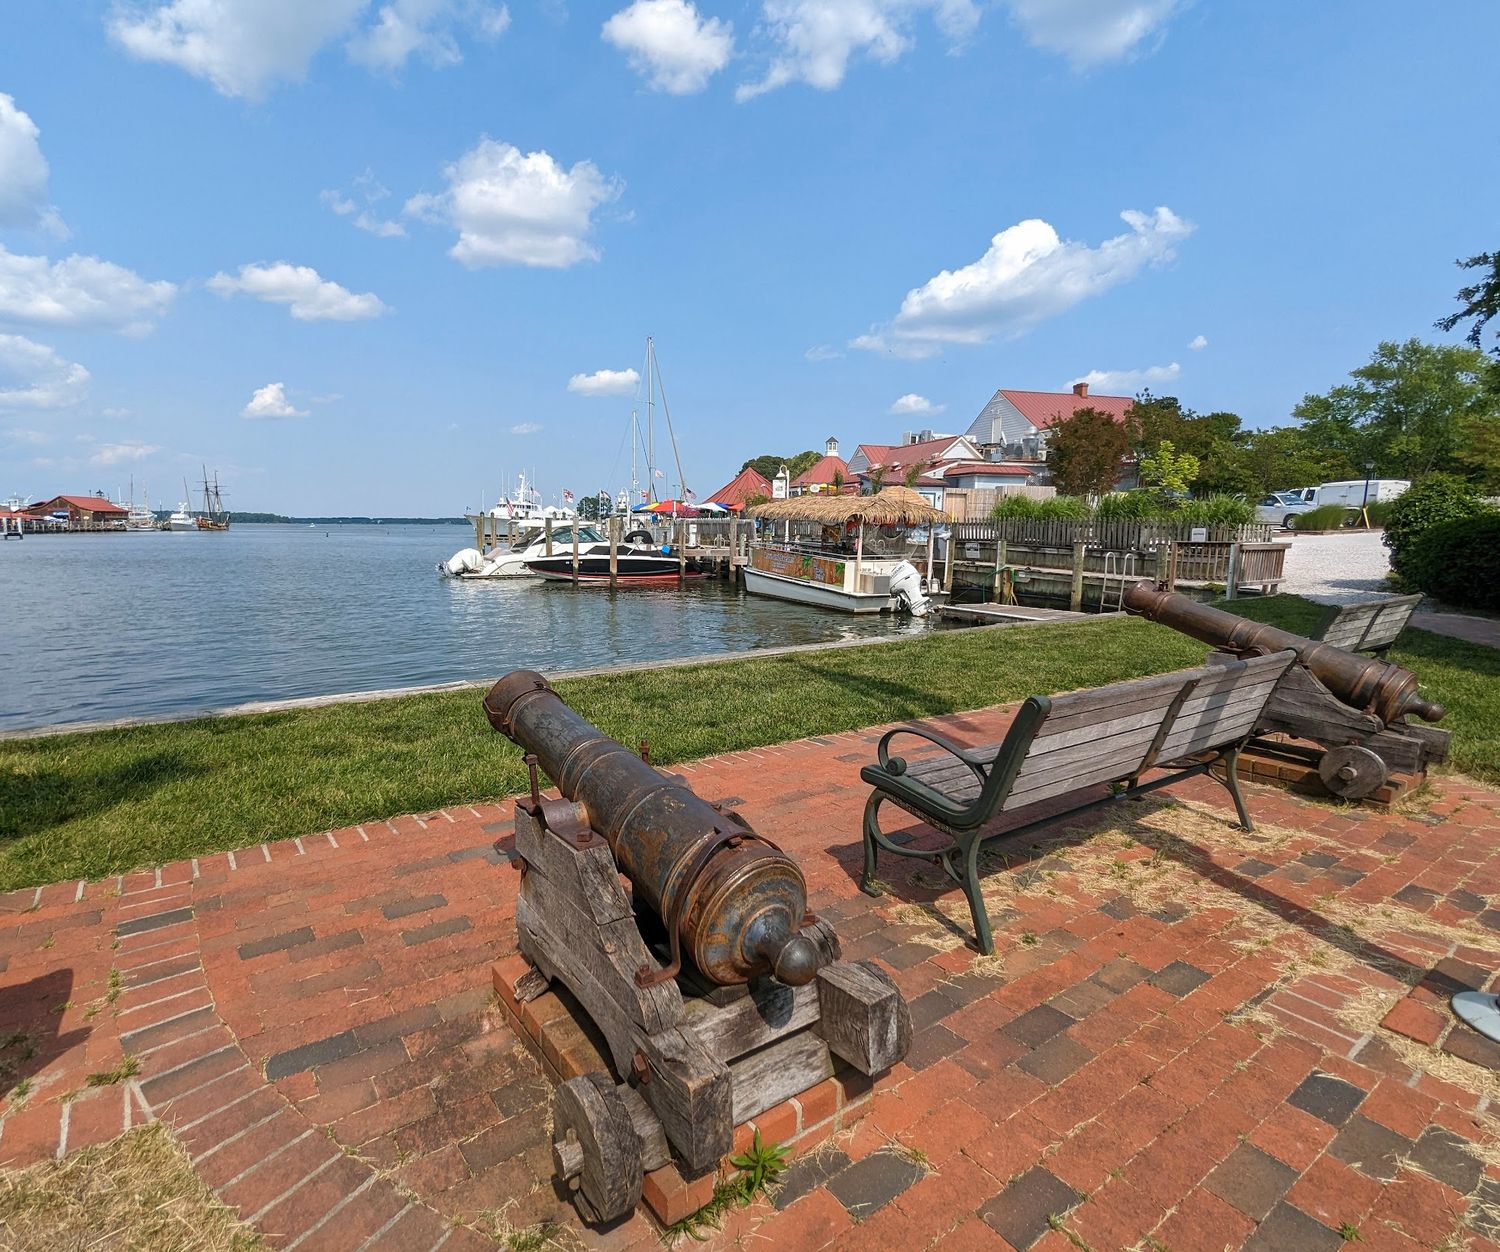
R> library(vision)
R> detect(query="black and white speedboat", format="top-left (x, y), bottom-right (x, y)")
top-left (524, 537), bottom-right (709, 583)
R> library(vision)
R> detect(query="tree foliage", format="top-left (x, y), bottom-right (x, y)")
top-left (1436, 251), bottom-right (1500, 356)
top-left (1138, 440), bottom-right (1200, 496)
top-left (1291, 338), bottom-right (1494, 480)
top-left (740, 451), bottom-right (820, 483)
top-left (1046, 407), bottom-right (1131, 498)
top-left (1129, 392), bottom-right (1251, 494)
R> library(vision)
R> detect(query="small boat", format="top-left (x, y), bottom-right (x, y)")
top-left (524, 538), bottom-right (710, 583)
top-left (743, 487), bottom-right (941, 615)
top-left (166, 500), bottom-right (196, 531)
top-left (439, 524), bottom-right (619, 578)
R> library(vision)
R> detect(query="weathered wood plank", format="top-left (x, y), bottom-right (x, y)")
top-left (729, 1033), bottom-right (835, 1127)
top-left (680, 981), bottom-right (823, 1063)
top-left (640, 1025), bottom-right (734, 1174)
top-left (814, 960), bottom-right (911, 1075)
top-left (618, 1082), bottom-right (671, 1172)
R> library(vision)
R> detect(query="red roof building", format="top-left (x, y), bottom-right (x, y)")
top-left (705, 466), bottom-right (773, 511)
top-left (963, 382), bottom-right (1134, 456)
top-left (844, 434), bottom-right (982, 483)
top-left (22, 494), bottom-right (129, 523)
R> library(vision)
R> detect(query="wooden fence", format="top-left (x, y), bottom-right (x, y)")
top-left (952, 519), bottom-right (1275, 548)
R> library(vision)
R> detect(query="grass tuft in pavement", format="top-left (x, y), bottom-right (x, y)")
top-left (0, 596), bottom-right (1492, 891)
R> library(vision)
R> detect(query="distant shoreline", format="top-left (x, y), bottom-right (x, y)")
top-left (223, 515), bottom-right (470, 526)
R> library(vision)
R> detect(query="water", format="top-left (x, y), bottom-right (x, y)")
top-left (0, 525), bottom-right (932, 732)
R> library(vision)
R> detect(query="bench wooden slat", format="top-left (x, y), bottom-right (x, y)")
top-left (1041, 670), bottom-right (1196, 728)
top-left (1315, 594), bottom-right (1421, 652)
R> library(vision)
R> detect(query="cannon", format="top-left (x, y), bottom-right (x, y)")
top-left (483, 672), bottom-right (911, 1223)
top-left (1123, 582), bottom-right (1450, 799)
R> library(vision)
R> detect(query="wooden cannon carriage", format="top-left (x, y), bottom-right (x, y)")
top-left (484, 672), bottom-right (911, 1224)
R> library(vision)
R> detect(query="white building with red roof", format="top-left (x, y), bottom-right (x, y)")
top-left (963, 382), bottom-right (1134, 460)
top-left (789, 437), bottom-right (853, 495)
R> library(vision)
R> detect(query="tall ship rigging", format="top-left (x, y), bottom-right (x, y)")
top-left (196, 468), bottom-right (230, 531)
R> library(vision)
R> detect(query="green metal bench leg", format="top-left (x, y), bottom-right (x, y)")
top-left (860, 792), bottom-right (884, 896)
top-left (1220, 746), bottom-right (1254, 831)
top-left (960, 835), bottom-right (995, 955)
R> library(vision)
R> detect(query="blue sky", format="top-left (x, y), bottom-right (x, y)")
top-left (1, 1), bottom-right (1496, 514)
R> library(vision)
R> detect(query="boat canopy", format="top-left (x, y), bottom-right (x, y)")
top-left (748, 485), bottom-right (950, 527)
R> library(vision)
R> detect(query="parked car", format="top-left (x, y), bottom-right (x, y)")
top-left (1255, 492), bottom-right (1315, 529)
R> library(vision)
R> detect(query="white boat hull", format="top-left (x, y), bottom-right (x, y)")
top-left (742, 566), bottom-right (892, 613)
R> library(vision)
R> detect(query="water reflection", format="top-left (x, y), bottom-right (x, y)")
top-left (0, 525), bottom-right (933, 731)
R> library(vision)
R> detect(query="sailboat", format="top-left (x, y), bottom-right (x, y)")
top-left (125, 476), bottom-right (157, 531)
top-left (619, 336), bottom-right (692, 517)
top-left (195, 467), bottom-right (230, 531)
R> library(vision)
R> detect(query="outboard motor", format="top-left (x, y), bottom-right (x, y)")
top-left (889, 561), bottom-right (930, 617)
top-left (441, 547), bottom-right (483, 577)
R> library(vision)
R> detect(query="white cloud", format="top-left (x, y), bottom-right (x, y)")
top-left (241, 382), bottom-right (309, 418)
top-left (1002, 0), bottom-right (1181, 69)
top-left (737, 0), bottom-right (979, 101)
top-left (0, 334), bottom-right (90, 411)
top-left (100, 406), bottom-right (133, 418)
top-left (511, 421), bottom-right (542, 434)
top-left (207, 262), bottom-right (390, 320)
top-left (348, 0), bottom-right (511, 70)
top-left (91, 440), bottom-right (161, 465)
top-left (406, 139), bottom-right (622, 269)
top-left (1189, 333), bottom-right (1207, 350)
top-left (0, 247), bottom-right (177, 333)
top-left (108, 0), bottom-right (508, 98)
top-left (320, 184), bottom-right (406, 237)
top-left (889, 392), bottom-right (943, 415)
top-left (853, 207), bottom-right (1193, 357)
top-left (805, 344), bottom-right (842, 361)
top-left (0, 95), bottom-right (66, 236)
top-left (108, 0), bottom-right (369, 98)
top-left (1070, 361), bottom-right (1180, 392)
top-left (603, 0), bottom-right (733, 94)
top-left (567, 367), bottom-right (640, 396)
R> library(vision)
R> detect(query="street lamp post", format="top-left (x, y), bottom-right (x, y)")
top-left (1361, 460), bottom-right (1375, 509)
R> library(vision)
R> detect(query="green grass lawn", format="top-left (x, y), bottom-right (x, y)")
top-left (1, 595), bottom-right (1494, 891)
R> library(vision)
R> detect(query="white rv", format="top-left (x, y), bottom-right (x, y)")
top-left (1287, 479), bottom-right (1410, 508)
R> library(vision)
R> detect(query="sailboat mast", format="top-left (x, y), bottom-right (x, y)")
top-left (653, 348), bottom-right (689, 504)
top-left (646, 336), bottom-right (657, 503)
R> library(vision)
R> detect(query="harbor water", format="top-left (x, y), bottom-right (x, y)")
top-left (0, 524), bottom-right (933, 733)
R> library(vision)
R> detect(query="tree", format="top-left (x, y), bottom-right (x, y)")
top-left (1046, 408), bottom-right (1131, 498)
top-left (1292, 338), bottom-right (1494, 481)
top-left (1436, 251), bottom-right (1500, 356)
top-left (862, 465), bottom-right (887, 494)
top-left (741, 450), bottom-right (820, 485)
top-left (1238, 426), bottom-right (1350, 497)
top-left (1130, 391), bottom-right (1250, 495)
top-left (1139, 440), bottom-right (1200, 496)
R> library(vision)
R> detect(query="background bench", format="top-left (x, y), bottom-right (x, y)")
top-left (859, 650), bottom-right (1297, 954)
top-left (1313, 594), bottom-right (1422, 655)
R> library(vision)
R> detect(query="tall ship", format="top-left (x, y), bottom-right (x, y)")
top-left (196, 468), bottom-right (230, 531)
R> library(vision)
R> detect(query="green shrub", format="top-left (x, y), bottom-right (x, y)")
top-left (990, 494), bottom-right (1043, 520)
top-left (1035, 495), bottom-right (1090, 521)
top-left (1382, 474), bottom-right (1489, 578)
top-left (1405, 514), bottom-right (1500, 611)
top-left (1094, 491), bottom-right (1159, 522)
top-left (1176, 495), bottom-right (1256, 527)
top-left (1292, 503), bottom-right (1358, 531)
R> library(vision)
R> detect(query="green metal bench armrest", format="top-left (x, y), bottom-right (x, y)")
top-left (875, 725), bottom-right (992, 783)
top-left (858, 763), bottom-right (983, 829)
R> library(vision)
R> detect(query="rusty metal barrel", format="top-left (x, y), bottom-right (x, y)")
top-left (483, 671), bottom-right (824, 988)
top-left (1122, 581), bottom-right (1445, 725)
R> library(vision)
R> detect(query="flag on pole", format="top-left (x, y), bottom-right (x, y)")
top-left (653, 469), bottom-right (665, 479)
top-left (563, 490), bottom-right (574, 503)
top-left (684, 488), bottom-right (696, 501)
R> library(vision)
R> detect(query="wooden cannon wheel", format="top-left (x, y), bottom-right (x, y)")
top-left (551, 1072), bottom-right (642, 1224)
top-left (1318, 744), bottom-right (1388, 799)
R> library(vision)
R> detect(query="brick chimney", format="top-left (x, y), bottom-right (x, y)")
top-left (1072, 382), bottom-right (1089, 397)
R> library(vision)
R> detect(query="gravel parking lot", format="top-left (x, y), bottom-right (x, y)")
top-left (1275, 530), bottom-right (1394, 604)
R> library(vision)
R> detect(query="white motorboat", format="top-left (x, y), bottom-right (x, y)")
top-left (742, 487), bottom-right (944, 615)
top-left (440, 523), bottom-right (635, 578)
top-left (743, 545), bottom-right (931, 614)
top-left (166, 501), bottom-right (196, 531)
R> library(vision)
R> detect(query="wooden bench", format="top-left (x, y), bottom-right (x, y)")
top-left (1312, 594), bottom-right (1422, 656)
top-left (859, 651), bottom-right (1298, 954)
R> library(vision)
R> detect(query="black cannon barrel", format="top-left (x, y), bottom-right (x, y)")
top-left (483, 671), bottom-right (823, 988)
top-left (1122, 582), bottom-right (1444, 725)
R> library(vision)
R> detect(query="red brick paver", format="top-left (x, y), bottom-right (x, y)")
top-left (3, 704), bottom-right (1500, 1251)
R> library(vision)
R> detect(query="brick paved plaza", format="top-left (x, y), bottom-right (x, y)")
top-left (2, 703), bottom-right (1499, 1250)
